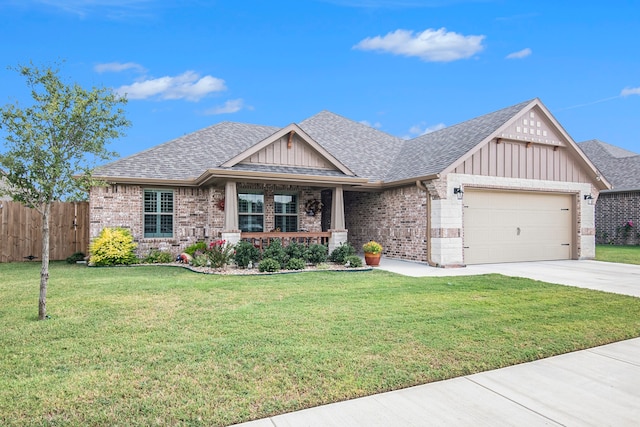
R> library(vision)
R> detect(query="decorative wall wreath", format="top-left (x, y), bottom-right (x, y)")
top-left (216, 198), bottom-right (225, 211)
top-left (304, 198), bottom-right (323, 216)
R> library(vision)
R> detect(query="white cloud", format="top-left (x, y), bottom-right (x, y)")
top-left (204, 99), bottom-right (245, 115)
top-left (404, 121), bottom-right (446, 139)
top-left (115, 71), bottom-right (226, 102)
top-left (94, 62), bottom-right (146, 73)
top-left (359, 120), bottom-right (382, 129)
top-left (353, 27), bottom-right (485, 62)
top-left (621, 87), bottom-right (640, 97)
top-left (506, 48), bottom-right (532, 59)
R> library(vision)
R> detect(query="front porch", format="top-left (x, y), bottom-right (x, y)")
top-left (221, 181), bottom-right (349, 253)
top-left (240, 231), bottom-right (330, 250)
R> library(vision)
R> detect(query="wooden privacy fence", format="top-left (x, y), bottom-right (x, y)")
top-left (0, 201), bottom-right (89, 263)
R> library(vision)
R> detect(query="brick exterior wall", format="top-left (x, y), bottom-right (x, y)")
top-left (89, 183), bottom-right (322, 258)
top-left (595, 191), bottom-right (640, 245)
top-left (345, 185), bottom-right (427, 262)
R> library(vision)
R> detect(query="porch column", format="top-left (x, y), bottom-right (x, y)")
top-left (222, 180), bottom-right (240, 245)
top-left (329, 185), bottom-right (347, 254)
top-left (330, 185), bottom-right (345, 230)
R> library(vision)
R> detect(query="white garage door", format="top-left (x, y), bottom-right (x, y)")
top-left (463, 190), bottom-right (573, 264)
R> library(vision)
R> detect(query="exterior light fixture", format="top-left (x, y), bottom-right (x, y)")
top-left (584, 194), bottom-right (594, 205)
top-left (453, 186), bottom-right (464, 200)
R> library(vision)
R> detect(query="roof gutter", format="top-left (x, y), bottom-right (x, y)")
top-left (91, 176), bottom-right (200, 187)
top-left (196, 169), bottom-right (370, 187)
top-left (351, 174), bottom-right (441, 191)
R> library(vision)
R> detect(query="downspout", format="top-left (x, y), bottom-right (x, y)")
top-left (416, 180), bottom-right (437, 267)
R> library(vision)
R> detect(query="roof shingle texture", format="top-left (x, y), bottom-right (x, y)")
top-left (94, 122), bottom-right (278, 180)
top-left (387, 100), bottom-right (533, 182)
top-left (94, 99), bottom-right (535, 184)
top-left (578, 139), bottom-right (640, 192)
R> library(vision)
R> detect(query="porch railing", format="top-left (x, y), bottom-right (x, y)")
top-left (240, 232), bottom-right (331, 250)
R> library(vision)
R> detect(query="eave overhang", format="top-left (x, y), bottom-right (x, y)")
top-left (92, 168), bottom-right (370, 189)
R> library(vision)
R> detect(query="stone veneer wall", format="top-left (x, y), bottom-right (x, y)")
top-left (344, 185), bottom-right (427, 262)
top-left (595, 191), bottom-right (640, 245)
top-left (90, 183), bottom-right (323, 258)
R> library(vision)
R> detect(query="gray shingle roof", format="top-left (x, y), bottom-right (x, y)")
top-left (386, 100), bottom-right (533, 182)
top-left (578, 139), bottom-right (640, 192)
top-left (94, 99), bottom-right (538, 185)
top-left (298, 111), bottom-right (405, 182)
top-left (93, 122), bottom-right (279, 180)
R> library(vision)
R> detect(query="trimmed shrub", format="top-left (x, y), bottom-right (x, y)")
top-left (285, 242), bottom-right (307, 262)
top-left (306, 244), bottom-right (328, 265)
top-left (89, 227), bottom-right (138, 266)
top-left (329, 242), bottom-right (356, 264)
top-left (66, 251), bottom-right (85, 264)
top-left (258, 258), bottom-right (280, 273)
top-left (344, 255), bottom-right (363, 268)
top-left (141, 249), bottom-right (174, 264)
top-left (235, 240), bottom-right (261, 268)
top-left (285, 257), bottom-right (306, 270)
top-left (184, 241), bottom-right (207, 257)
top-left (263, 239), bottom-right (287, 268)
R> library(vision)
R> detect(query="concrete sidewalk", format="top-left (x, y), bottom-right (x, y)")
top-left (234, 338), bottom-right (640, 426)
top-left (232, 259), bottom-right (640, 427)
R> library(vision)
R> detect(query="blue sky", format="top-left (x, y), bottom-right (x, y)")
top-left (1, 0), bottom-right (639, 161)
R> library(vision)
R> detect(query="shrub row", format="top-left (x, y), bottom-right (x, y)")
top-left (88, 228), bottom-right (362, 271)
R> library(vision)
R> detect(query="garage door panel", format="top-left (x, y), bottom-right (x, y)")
top-left (463, 190), bottom-right (572, 264)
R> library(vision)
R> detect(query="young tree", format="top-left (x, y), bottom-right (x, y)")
top-left (0, 62), bottom-right (130, 320)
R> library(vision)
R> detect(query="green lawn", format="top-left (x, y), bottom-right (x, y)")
top-left (596, 244), bottom-right (640, 265)
top-left (2, 262), bottom-right (640, 426)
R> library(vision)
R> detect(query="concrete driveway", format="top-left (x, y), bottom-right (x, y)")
top-left (377, 258), bottom-right (640, 297)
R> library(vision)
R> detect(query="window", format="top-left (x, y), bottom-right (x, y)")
top-left (274, 193), bottom-right (298, 232)
top-left (238, 192), bottom-right (264, 232)
top-left (144, 189), bottom-right (174, 238)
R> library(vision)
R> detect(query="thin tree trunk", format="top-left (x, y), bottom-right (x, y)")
top-left (39, 203), bottom-right (51, 320)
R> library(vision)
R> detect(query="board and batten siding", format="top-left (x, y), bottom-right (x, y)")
top-left (453, 139), bottom-right (591, 183)
top-left (453, 106), bottom-right (591, 183)
top-left (240, 133), bottom-right (334, 170)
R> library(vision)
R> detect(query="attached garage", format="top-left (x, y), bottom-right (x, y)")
top-left (462, 189), bottom-right (574, 264)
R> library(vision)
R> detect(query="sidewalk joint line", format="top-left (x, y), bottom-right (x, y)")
top-left (464, 377), bottom-right (566, 426)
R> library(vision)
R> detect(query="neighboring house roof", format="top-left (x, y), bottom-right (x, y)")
top-left (579, 139), bottom-right (640, 192)
top-left (93, 98), bottom-right (607, 190)
top-left (0, 175), bottom-right (13, 200)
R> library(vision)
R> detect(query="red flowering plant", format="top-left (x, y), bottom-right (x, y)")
top-left (207, 239), bottom-right (235, 268)
top-left (617, 220), bottom-right (636, 241)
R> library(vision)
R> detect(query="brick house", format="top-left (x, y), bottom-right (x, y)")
top-left (579, 140), bottom-right (640, 245)
top-left (90, 98), bottom-right (609, 266)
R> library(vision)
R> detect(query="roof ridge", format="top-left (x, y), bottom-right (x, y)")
top-left (300, 110), bottom-right (405, 142)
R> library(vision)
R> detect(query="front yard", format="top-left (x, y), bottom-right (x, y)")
top-left (2, 262), bottom-right (640, 426)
